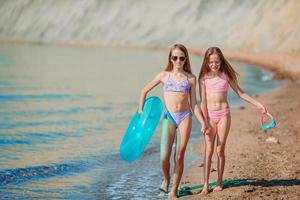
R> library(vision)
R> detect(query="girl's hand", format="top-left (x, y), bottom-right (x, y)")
top-left (138, 108), bottom-right (142, 115)
top-left (201, 123), bottom-right (211, 135)
top-left (259, 105), bottom-right (267, 114)
top-left (204, 124), bottom-right (211, 135)
top-left (200, 124), bottom-right (206, 134)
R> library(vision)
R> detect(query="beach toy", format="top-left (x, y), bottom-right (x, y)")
top-left (120, 96), bottom-right (163, 162)
top-left (260, 112), bottom-right (276, 131)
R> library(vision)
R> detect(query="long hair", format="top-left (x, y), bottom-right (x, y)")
top-left (165, 44), bottom-right (192, 73)
top-left (198, 47), bottom-right (238, 82)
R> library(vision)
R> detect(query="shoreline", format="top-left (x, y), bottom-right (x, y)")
top-left (181, 49), bottom-right (300, 199)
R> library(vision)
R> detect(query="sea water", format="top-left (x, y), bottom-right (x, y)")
top-left (0, 44), bottom-right (281, 199)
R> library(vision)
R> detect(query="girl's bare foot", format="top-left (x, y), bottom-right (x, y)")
top-left (168, 191), bottom-right (178, 200)
top-left (159, 179), bottom-right (169, 194)
top-left (213, 185), bottom-right (223, 192)
top-left (200, 188), bottom-right (209, 195)
top-left (200, 184), bottom-right (209, 195)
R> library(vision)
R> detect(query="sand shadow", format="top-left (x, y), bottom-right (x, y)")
top-left (249, 178), bottom-right (300, 187)
top-left (178, 178), bottom-right (300, 197)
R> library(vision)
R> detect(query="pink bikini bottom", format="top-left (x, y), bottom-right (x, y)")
top-left (208, 108), bottom-right (230, 123)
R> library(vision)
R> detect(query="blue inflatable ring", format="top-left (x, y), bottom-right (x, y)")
top-left (120, 96), bottom-right (163, 161)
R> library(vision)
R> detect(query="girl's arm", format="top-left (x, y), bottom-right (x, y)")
top-left (229, 80), bottom-right (267, 113)
top-left (199, 78), bottom-right (209, 120)
top-left (190, 75), bottom-right (207, 133)
top-left (199, 77), bottom-right (211, 135)
top-left (138, 71), bottom-right (165, 114)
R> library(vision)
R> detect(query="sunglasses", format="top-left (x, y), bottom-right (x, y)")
top-left (171, 56), bottom-right (186, 62)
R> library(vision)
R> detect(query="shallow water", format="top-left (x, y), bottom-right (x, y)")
top-left (0, 44), bottom-right (281, 199)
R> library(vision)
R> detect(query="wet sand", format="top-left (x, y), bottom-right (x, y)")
top-left (181, 49), bottom-right (300, 199)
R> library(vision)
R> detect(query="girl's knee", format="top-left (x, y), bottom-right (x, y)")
top-left (216, 147), bottom-right (225, 157)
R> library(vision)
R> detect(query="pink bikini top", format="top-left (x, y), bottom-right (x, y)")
top-left (204, 72), bottom-right (229, 93)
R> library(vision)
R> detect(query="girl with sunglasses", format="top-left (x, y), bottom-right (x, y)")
top-left (138, 44), bottom-right (208, 199)
top-left (198, 47), bottom-right (267, 194)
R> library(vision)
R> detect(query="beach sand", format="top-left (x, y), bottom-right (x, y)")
top-left (180, 50), bottom-right (300, 199)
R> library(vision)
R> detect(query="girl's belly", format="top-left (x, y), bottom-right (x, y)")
top-left (206, 92), bottom-right (229, 111)
top-left (164, 92), bottom-right (190, 112)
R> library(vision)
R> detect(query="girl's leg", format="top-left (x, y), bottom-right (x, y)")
top-left (160, 118), bottom-right (177, 192)
top-left (173, 128), bottom-right (181, 178)
top-left (202, 119), bottom-right (217, 194)
top-left (169, 116), bottom-right (192, 199)
top-left (214, 114), bottom-right (231, 191)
